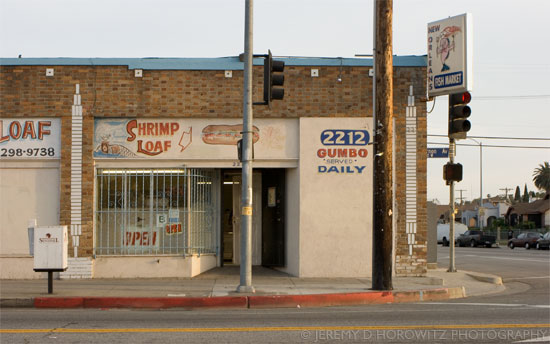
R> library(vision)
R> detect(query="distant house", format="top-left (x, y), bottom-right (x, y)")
top-left (506, 194), bottom-right (550, 228)
top-left (436, 204), bottom-right (451, 224)
top-left (482, 198), bottom-right (510, 227)
top-left (460, 203), bottom-right (479, 227)
top-left (461, 197), bottom-right (510, 228)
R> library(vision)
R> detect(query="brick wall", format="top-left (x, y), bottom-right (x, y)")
top-left (0, 61), bottom-right (427, 275)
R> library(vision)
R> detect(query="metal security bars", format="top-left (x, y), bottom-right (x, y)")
top-left (95, 168), bottom-right (215, 256)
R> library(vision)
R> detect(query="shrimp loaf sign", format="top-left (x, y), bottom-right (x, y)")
top-left (126, 120), bottom-right (179, 156)
top-left (93, 118), bottom-right (292, 160)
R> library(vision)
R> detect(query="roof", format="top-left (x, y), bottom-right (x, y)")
top-left (460, 203), bottom-right (478, 212)
top-left (0, 56), bottom-right (427, 70)
top-left (506, 194), bottom-right (550, 216)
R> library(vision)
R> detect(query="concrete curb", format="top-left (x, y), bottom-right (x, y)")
top-left (248, 291), bottom-right (394, 309)
top-left (465, 272), bottom-right (503, 285)
top-left (1, 287), bottom-right (467, 309)
top-left (0, 298), bottom-right (35, 308)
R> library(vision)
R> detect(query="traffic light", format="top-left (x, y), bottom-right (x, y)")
top-left (448, 91), bottom-right (471, 140)
top-left (443, 162), bottom-right (463, 185)
top-left (263, 50), bottom-right (285, 104)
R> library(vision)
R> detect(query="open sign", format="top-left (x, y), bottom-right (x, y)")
top-left (124, 228), bottom-right (159, 248)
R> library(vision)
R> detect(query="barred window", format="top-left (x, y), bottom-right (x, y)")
top-left (95, 168), bottom-right (215, 256)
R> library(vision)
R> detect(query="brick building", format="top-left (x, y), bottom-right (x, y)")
top-left (0, 56), bottom-right (427, 279)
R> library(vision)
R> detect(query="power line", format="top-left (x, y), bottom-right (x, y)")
top-left (500, 187), bottom-right (514, 200)
top-left (474, 94), bottom-right (550, 100)
top-left (428, 134), bottom-right (550, 141)
top-left (427, 141), bottom-right (550, 149)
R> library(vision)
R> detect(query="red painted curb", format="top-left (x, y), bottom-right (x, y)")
top-left (34, 297), bottom-right (84, 308)
top-left (82, 296), bottom-right (248, 309)
top-left (28, 288), bottom-right (461, 309)
top-left (249, 291), bottom-right (394, 309)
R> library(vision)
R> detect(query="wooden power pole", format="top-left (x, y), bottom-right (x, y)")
top-left (372, 0), bottom-right (394, 291)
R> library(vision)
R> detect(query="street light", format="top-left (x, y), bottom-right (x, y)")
top-left (469, 138), bottom-right (483, 230)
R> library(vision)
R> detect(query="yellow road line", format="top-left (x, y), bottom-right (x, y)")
top-left (2, 324), bottom-right (549, 334)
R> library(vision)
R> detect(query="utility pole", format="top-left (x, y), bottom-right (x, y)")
top-left (237, 0), bottom-right (255, 293)
top-left (456, 189), bottom-right (467, 205)
top-left (372, 0), bottom-right (393, 291)
top-left (500, 187), bottom-right (513, 201)
top-left (479, 142), bottom-right (483, 230)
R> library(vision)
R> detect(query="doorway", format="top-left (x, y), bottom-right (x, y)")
top-left (220, 169), bottom-right (285, 267)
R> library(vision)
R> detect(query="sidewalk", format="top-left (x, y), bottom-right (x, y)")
top-left (0, 266), bottom-right (504, 309)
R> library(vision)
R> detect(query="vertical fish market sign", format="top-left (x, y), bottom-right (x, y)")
top-left (427, 13), bottom-right (473, 97)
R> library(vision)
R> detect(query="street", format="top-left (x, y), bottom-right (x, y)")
top-left (1, 246), bottom-right (549, 343)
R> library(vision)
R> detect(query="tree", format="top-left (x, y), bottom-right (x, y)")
top-left (514, 186), bottom-right (521, 203)
top-left (533, 161), bottom-right (550, 194)
top-left (522, 184), bottom-right (529, 202)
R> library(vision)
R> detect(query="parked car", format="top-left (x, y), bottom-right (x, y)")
top-left (536, 232), bottom-right (550, 250)
top-left (508, 232), bottom-right (543, 249)
top-left (437, 223), bottom-right (468, 246)
top-left (456, 230), bottom-right (497, 248)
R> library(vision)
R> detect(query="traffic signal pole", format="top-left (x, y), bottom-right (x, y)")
top-left (448, 138), bottom-right (457, 273)
top-left (446, 91), bottom-right (471, 273)
top-left (237, 0), bottom-right (255, 293)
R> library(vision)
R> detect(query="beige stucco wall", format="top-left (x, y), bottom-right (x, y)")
top-left (0, 162), bottom-right (60, 255)
top-left (0, 256), bottom-right (45, 279)
top-left (298, 118), bottom-right (373, 277)
top-left (93, 254), bottom-right (216, 278)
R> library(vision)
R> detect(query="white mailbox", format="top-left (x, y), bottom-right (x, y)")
top-left (33, 226), bottom-right (68, 271)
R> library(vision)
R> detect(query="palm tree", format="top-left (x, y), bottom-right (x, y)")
top-left (533, 162), bottom-right (550, 193)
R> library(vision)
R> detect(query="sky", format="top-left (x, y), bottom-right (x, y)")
top-left (1, 0), bottom-right (549, 204)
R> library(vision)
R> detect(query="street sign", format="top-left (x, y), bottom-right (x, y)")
top-left (427, 13), bottom-right (473, 97)
top-left (428, 147), bottom-right (449, 158)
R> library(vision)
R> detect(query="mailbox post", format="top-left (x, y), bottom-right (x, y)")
top-left (33, 226), bottom-right (68, 294)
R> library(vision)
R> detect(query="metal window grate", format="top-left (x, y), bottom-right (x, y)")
top-left (95, 168), bottom-right (215, 256)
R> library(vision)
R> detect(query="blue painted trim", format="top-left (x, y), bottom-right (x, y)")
top-left (0, 56), bottom-right (426, 69)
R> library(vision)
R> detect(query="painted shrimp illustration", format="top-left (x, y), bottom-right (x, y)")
top-left (436, 25), bottom-right (461, 72)
top-left (94, 134), bottom-right (138, 157)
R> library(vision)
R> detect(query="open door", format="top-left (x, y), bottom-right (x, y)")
top-left (261, 169), bottom-right (285, 267)
top-left (232, 174), bottom-right (262, 265)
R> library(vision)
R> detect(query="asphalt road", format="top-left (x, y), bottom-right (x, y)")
top-left (437, 244), bottom-right (550, 306)
top-left (1, 246), bottom-right (549, 343)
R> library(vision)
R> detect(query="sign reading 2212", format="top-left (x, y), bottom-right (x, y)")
top-left (317, 129), bottom-right (370, 174)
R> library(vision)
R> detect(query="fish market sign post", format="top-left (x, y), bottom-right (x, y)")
top-left (427, 13), bottom-right (473, 97)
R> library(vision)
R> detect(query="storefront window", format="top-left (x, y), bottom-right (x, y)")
top-left (95, 168), bottom-right (215, 255)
